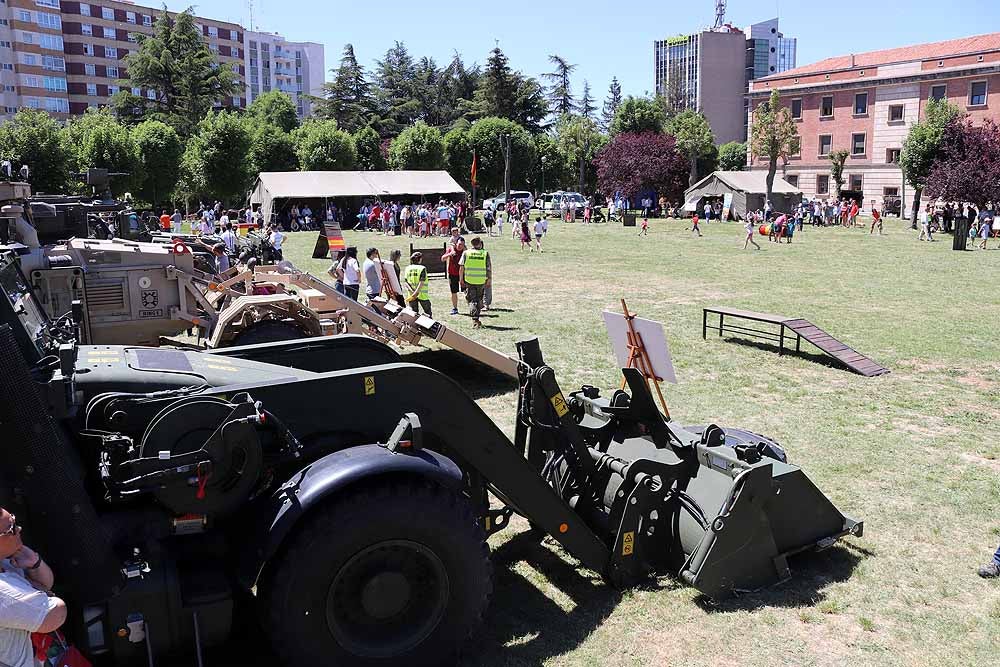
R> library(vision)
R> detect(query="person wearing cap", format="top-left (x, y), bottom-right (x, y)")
top-left (459, 236), bottom-right (491, 329)
top-left (404, 252), bottom-right (432, 316)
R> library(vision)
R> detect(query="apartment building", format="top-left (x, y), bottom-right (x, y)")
top-left (747, 32), bottom-right (1000, 213)
top-left (244, 30), bottom-right (323, 119)
top-left (0, 0), bottom-right (319, 122)
top-left (655, 18), bottom-right (797, 144)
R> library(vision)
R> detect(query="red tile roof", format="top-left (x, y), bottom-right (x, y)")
top-left (761, 32), bottom-right (1000, 79)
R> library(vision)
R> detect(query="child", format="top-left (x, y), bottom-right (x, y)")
top-left (520, 220), bottom-right (531, 251)
top-left (743, 217), bottom-right (760, 250)
top-left (496, 210), bottom-right (503, 237)
top-left (688, 213), bottom-right (702, 237)
top-left (533, 216), bottom-right (545, 251)
top-left (638, 218), bottom-right (648, 236)
top-left (869, 207), bottom-right (882, 235)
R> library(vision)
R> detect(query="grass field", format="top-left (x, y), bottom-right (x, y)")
top-left (276, 216), bottom-right (1000, 667)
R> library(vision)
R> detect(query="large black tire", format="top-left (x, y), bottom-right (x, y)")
top-left (264, 480), bottom-right (492, 666)
top-left (229, 321), bottom-right (308, 346)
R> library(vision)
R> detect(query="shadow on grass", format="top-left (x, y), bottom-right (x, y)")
top-left (404, 348), bottom-right (518, 400)
top-left (462, 531), bottom-right (623, 666)
top-left (692, 543), bottom-right (866, 613)
top-left (718, 336), bottom-right (852, 373)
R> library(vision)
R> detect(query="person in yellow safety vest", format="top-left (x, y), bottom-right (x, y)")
top-left (404, 252), bottom-right (432, 316)
top-left (459, 236), bottom-right (492, 329)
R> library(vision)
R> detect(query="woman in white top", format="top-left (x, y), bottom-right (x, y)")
top-left (268, 225), bottom-right (285, 261)
top-left (342, 247), bottom-right (361, 301)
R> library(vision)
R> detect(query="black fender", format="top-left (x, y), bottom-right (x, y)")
top-left (236, 443), bottom-right (464, 589)
top-left (208, 333), bottom-right (400, 373)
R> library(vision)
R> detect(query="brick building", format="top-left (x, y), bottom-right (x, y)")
top-left (0, 0), bottom-right (321, 122)
top-left (747, 32), bottom-right (1000, 213)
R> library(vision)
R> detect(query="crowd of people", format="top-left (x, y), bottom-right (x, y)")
top-left (353, 199), bottom-right (470, 237)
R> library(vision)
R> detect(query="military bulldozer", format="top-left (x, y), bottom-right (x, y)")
top-left (0, 251), bottom-right (861, 666)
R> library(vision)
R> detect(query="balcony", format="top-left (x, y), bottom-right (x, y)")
top-left (273, 48), bottom-right (294, 61)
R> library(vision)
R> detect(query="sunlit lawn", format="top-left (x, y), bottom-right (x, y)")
top-left (270, 215), bottom-right (1000, 666)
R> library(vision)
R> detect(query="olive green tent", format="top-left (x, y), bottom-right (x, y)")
top-left (683, 171), bottom-right (802, 220)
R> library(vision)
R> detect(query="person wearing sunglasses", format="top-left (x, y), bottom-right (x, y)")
top-left (1, 506), bottom-right (67, 667)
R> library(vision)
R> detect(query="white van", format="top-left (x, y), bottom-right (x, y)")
top-left (483, 190), bottom-right (534, 211)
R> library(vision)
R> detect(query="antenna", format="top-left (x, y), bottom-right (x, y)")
top-left (248, 0), bottom-right (255, 31)
top-left (713, 0), bottom-right (726, 29)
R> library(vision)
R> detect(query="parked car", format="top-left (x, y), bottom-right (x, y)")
top-left (483, 190), bottom-right (534, 211)
top-left (536, 191), bottom-right (587, 218)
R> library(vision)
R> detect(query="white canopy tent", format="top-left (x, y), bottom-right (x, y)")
top-left (249, 170), bottom-right (466, 224)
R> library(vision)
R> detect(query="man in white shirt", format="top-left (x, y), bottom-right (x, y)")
top-left (170, 209), bottom-right (183, 233)
top-left (0, 507), bottom-right (66, 667)
top-left (219, 211), bottom-right (230, 228)
top-left (268, 225), bottom-right (284, 261)
top-left (220, 224), bottom-right (238, 253)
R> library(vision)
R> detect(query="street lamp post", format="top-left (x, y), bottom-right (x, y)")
top-left (501, 133), bottom-right (512, 211)
top-left (541, 155), bottom-right (547, 202)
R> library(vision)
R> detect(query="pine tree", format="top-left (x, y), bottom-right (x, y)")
top-left (468, 47), bottom-right (519, 121)
top-left (374, 41), bottom-right (420, 137)
top-left (542, 55), bottom-right (577, 117)
top-left (601, 77), bottom-right (622, 132)
top-left (316, 44), bottom-right (375, 133)
top-left (579, 80), bottom-right (596, 120)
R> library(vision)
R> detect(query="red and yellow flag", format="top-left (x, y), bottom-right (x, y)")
top-left (470, 151), bottom-right (478, 188)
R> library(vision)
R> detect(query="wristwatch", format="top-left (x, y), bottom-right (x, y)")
top-left (27, 554), bottom-right (42, 570)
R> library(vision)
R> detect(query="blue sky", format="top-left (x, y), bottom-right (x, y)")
top-left (175, 0), bottom-right (999, 101)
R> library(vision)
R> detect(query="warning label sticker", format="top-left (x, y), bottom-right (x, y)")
top-left (622, 531), bottom-right (634, 556)
top-left (364, 376), bottom-right (376, 396)
top-left (550, 392), bottom-right (568, 417)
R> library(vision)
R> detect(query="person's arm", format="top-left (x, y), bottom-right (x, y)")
top-left (11, 545), bottom-right (54, 591)
top-left (485, 254), bottom-right (492, 287)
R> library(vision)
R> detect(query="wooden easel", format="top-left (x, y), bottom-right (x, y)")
top-left (619, 299), bottom-right (671, 419)
top-left (372, 249), bottom-right (400, 302)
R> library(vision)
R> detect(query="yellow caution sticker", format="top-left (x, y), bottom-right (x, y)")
top-left (549, 392), bottom-right (569, 417)
top-left (364, 376), bottom-right (376, 396)
top-left (622, 531), bottom-right (634, 556)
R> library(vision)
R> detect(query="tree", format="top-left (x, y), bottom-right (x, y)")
top-left (556, 115), bottom-right (605, 194)
top-left (827, 149), bottom-right (849, 196)
top-left (610, 96), bottom-right (666, 136)
top-left (433, 53), bottom-right (481, 129)
top-left (62, 108), bottom-right (141, 195)
top-left (718, 141), bottom-right (747, 171)
top-left (185, 111), bottom-right (253, 203)
top-left (466, 47), bottom-right (548, 133)
top-left (316, 44), bottom-right (375, 134)
top-left (530, 132), bottom-right (571, 193)
top-left (601, 77), bottom-right (622, 132)
top-left (593, 132), bottom-right (689, 201)
top-left (666, 110), bottom-right (715, 185)
top-left (543, 55), bottom-right (577, 117)
top-left (900, 98), bottom-right (961, 226)
top-left (661, 70), bottom-right (688, 119)
top-left (292, 120), bottom-right (357, 171)
top-left (925, 117), bottom-right (1000, 209)
top-left (247, 122), bottom-right (299, 175)
top-left (388, 121), bottom-right (445, 171)
top-left (374, 41), bottom-right (421, 137)
top-left (353, 125), bottom-right (387, 171)
top-left (579, 81), bottom-right (596, 121)
top-left (132, 119), bottom-right (182, 206)
top-left (443, 126), bottom-right (474, 191)
top-left (749, 89), bottom-right (800, 203)
top-left (248, 90), bottom-right (300, 133)
top-left (466, 117), bottom-right (536, 193)
top-left (122, 8), bottom-right (237, 136)
top-left (0, 110), bottom-right (71, 193)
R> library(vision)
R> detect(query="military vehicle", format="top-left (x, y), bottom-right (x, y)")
top-left (0, 250), bottom-right (861, 665)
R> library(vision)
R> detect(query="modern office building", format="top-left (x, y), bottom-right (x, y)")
top-left (744, 18), bottom-right (796, 81)
top-left (654, 26), bottom-right (748, 144)
top-left (244, 31), bottom-right (324, 119)
top-left (655, 19), bottom-right (797, 144)
top-left (747, 32), bottom-right (1000, 213)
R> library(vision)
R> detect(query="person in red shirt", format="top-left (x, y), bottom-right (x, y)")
top-left (849, 200), bottom-right (860, 227)
top-left (159, 209), bottom-right (171, 232)
top-left (441, 227), bottom-right (465, 315)
top-left (869, 207), bottom-right (882, 235)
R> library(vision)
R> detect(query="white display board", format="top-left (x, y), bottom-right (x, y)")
top-left (380, 259), bottom-right (403, 295)
top-left (602, 310), bottom-right (677, 384)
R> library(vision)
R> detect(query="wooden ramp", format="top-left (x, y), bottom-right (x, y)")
top-left (703, 307), bottom-right (890, 377)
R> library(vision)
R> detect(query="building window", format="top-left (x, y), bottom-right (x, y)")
top-left (131, 86), bottom-right (139, 95)
top-left (854, 92), bottom-right (868, 115)
top-left (249, 40), bottom-right (257, 48)
top-left (103, 27), bottom-right (115, 40)
top-left (37, 11), bottom-right (60, 28)
top-left (107, 85), bottom-right (118, 96)
top-left (86, 83), bottom-right (96, 95)
top-left (969, 81), bottom-right (987, 106)
top-left (35, 0), bottom-right (61, 8)
top-left (790, 98), bottom-right (801, 119)
top-left (16, 9), bottom-right (30, 21)
top-left (83, 43), bottom-right (94, 56)
top-left (106, 66), bottom-right (118, 78)
top-left (232, 96), bottom-right (240, 106)
top-left (817, 175), bottom-right (829, 195)
top-left (43, 76), bottom-right (66, 92)
top-left (84, 63), bottom-right (95, 76)
top-left (852, 133), bottom-right (866, 155)
top-left (127, 32), bottom-right (136, 43)
top-left (930, 84), bottom-right (947, 101)
top-left (0, 40), bottom-right (8, 48)
top-left (146, 89), bottom-right (156, 99)
top-left (39, 34), bottom-right (62, 50)
top-left (786, 175), bottom-right (798, 188)
top-left (819, 134), bottom-right (832, 156)
top-left (44, 97), bottom-right (68, 112)
top-left (888, 104), bottom-right (904, 122)
top-left (81, 23), bottom-right (92, 35)
top-left (143, 15), bottom-right (151, 26)
top-left (883, 187), bottom-right (899, 197)
top-left (18, 53), bottom-right (38, 65)
top-left (106, 46), bottom-right (117, 59)
top-left (42, 55), bottom-right (64, 71)
top-left (208, 26), bottom-right (217, 37)
top-left (126, 11), bottom-right (135, 24)
top-left (820, 95), bottom-right (833, 118)
top-left (1, 63), bottom-right (12, 71)
top-left (101, 7), bottom-right (113, 20)
top-left (849, 174), bottom-right (863, 191)
top-left (0, 19), bottom-right (6, 25)
top-left (79, 3), bottom-right (89, 16)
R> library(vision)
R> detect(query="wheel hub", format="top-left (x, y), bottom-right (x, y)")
top-left (327, 539), bottom-right (449, 658)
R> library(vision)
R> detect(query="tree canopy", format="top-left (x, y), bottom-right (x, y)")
top-left (0, 110), bottom-right (71, 194)
top-left (601, 77), bottom-right (622, 132)
top-left (293, 120), bottom-right (358, 171)
top-left (388, 121), bottom-right (445, 171)
top-left (925, 116), bottom-right (1000, 208)
top-left (184, 111), bottom-right (253, 203)
top-left (543, 55), bottom-right (577, 117)
top-left (718, 141), bottom-right (747, 171)
top-left (749, 90), bottom-right (800, 202)
top-left (466, 117), bottom-right (536, 194)
top-left (900, 98), bottom-right (961, 223)
top-left (594, 132), bottom-right (689, 200)
top-left (248, 90), bottom-right (300, 133)
top-left (666, 110), bottom-right (715, 185)
top-left (610, 97), bottom-right (666, 136)
top-left (132, 119), bottom-right (183, 205)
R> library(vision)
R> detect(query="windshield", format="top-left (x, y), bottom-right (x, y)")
top-left (0, 253), bottom-right (50, 363)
